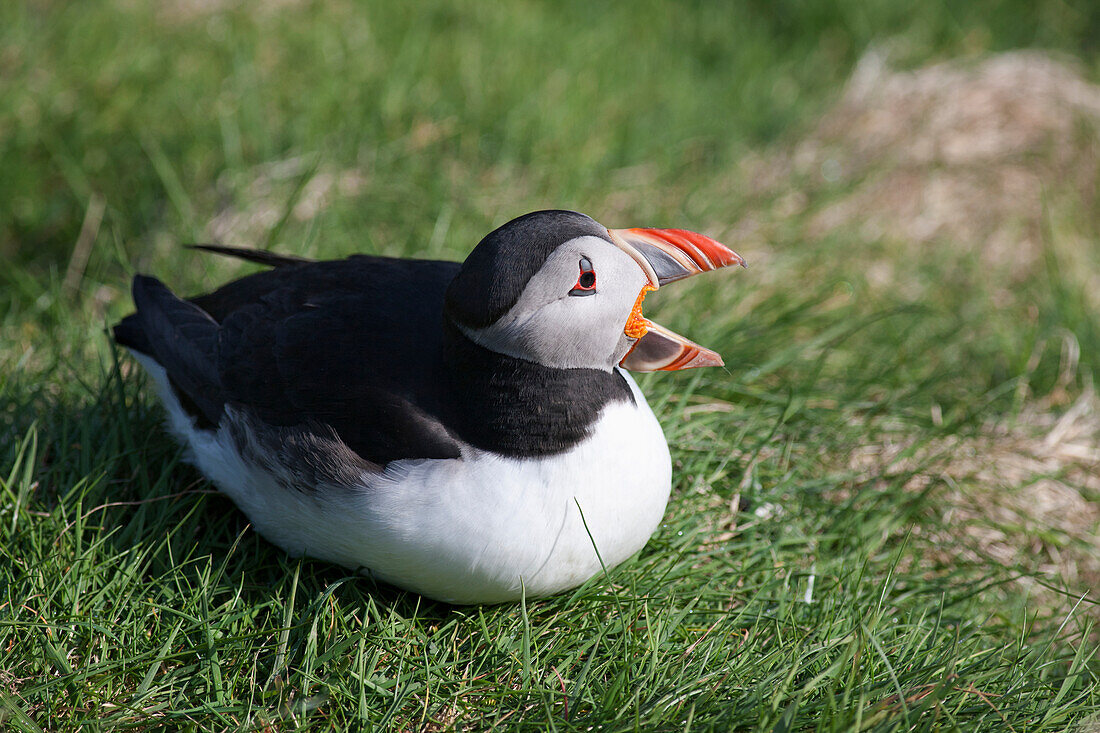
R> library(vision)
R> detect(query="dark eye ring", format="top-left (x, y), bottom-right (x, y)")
top-left (569, 256), bottom-right (596, 296)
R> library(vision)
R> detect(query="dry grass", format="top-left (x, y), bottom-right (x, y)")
top-left (848, 387), bottom-right (1100, 615)
top-left (737, 50), bottom-right (1100, 298)
top-left (803, 50), bottom-right (1098, 261)
top-left (727, 49), bottom-right (1100, 619)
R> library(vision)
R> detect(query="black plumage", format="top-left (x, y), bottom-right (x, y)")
top-left (114, 214), bottom-right (635, 467)
top-left (443, 210), bottom-right (612, 329)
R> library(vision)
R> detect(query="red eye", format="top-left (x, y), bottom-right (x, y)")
top-left (569, 257), bottom-right (596, 297)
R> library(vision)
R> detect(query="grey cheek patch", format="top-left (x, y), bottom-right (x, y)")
top-left (457, 237), bottom-right (649, 371)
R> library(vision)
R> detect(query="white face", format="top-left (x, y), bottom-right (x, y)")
top-left (457, 236), bottom-right (649, 370)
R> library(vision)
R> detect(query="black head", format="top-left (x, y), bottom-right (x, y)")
top-left (444, 210), bottom-right (612, 329)
top-left (443, 208), bottom-right (747, 373)
top-left (444, 210), bottom-right (654, 371)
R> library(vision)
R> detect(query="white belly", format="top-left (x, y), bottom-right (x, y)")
top-left (134, 354), bottom-right (672, 604)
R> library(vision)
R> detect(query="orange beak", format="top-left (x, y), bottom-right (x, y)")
top-left (607, 227), bottom-right (745, 372)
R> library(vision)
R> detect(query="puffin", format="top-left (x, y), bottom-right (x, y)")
top-left (114, 210), bottom-right (745, 604)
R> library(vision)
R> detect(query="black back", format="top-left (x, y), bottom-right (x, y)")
top-left (115, 212), bottom-right (637, 467)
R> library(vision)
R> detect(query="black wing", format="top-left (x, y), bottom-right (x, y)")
top-left (186, 243), bottom-right (312, 268)
top-left (114, 253), bottom-right (465, 466)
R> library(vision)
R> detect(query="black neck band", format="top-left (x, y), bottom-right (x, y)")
top-left (440, 319), bottom-right (635, 457)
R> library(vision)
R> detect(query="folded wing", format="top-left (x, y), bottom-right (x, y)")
top-left (113, 253), bottom-right (464, 467)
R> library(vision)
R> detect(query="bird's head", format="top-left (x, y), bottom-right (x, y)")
top-left (444, 210), bottom-right (745, 372)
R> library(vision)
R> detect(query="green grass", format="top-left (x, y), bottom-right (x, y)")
top-left (3, 0), bottom-right (1100, 729)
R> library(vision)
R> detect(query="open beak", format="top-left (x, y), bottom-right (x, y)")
top-left (607, 227), bottom-right (745, 371)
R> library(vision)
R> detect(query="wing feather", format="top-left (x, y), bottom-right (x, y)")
top-left (114, 255), bottom-right (465, 467)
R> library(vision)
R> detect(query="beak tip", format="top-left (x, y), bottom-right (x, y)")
top-left (662, 347), bottom-right (724, 371)
top-left (690, 352), bottom-right (724, 370)
top-left (725, 252), bottom-right (746, 269)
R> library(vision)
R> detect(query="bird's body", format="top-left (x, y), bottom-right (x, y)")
top-left (133, 350), bottom-right (670, 603)
top-left (115, 210), bottom-right (744, 603)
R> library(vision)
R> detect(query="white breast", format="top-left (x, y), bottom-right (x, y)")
top-left (134, 353), bottom-right (672, 604)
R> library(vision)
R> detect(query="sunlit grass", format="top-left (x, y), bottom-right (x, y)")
top-left (2, 0), bottom-right (1099, 729)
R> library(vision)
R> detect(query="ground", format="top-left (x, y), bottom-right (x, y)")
top-left (1, 1), bottom-right (1099, 730)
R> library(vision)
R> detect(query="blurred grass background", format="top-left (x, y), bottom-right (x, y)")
top-left (2, 0), bottom-right (1100, 729)
top-left (4, 0), bottom-right (1099, 276)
